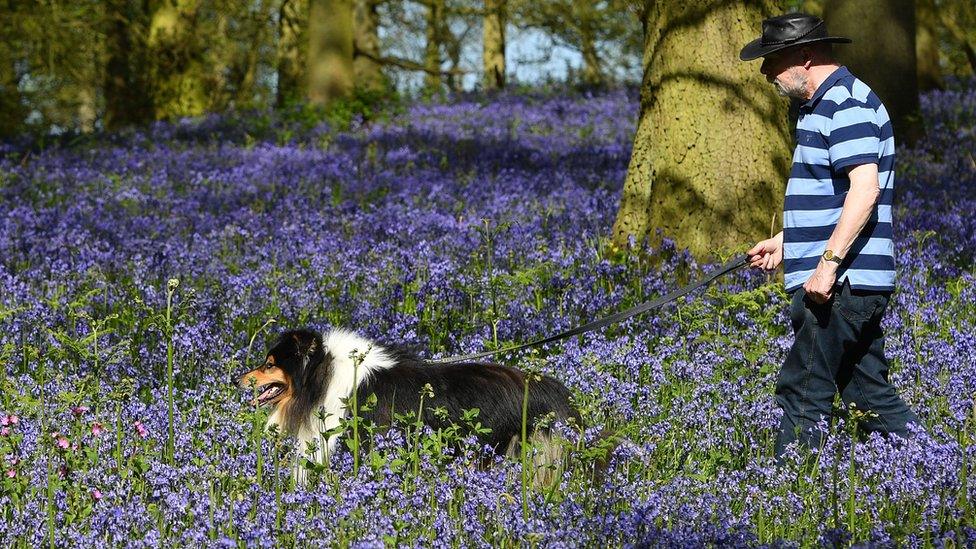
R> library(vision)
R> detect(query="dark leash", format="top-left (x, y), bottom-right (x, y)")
top-left (431, 253), bottom-right (750, 364)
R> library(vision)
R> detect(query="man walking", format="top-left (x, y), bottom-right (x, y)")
top-left (740, 13), bottom-right (918, 457)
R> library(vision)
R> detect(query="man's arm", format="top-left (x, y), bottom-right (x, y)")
top-left (803, 162), bottom-right (881, 302)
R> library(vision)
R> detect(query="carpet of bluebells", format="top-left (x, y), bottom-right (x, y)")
top-left (1, 83), bottom-right (975, 547)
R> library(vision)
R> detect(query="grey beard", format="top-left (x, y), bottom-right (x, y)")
top-left (774, 72), bottom-right (808, 100)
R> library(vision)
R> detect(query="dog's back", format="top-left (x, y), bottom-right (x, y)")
top-left (356, 351), bottom-right (580, 454)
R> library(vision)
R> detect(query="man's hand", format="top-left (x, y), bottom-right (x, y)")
top-left (803, 259), bottom-right (839, 303)
top-left (748, 232), bottom-right (784, 271)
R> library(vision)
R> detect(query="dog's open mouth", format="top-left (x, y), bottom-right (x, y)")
top-left (253, 383), bottom-right (286, 406)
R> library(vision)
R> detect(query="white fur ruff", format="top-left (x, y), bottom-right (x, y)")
top-left (267, 329), bottom-right (395, 481)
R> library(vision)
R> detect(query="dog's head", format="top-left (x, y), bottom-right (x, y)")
top-left (238, 329), bottom-right (325, 410)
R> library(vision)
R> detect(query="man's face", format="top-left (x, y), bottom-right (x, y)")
top-left (760, 48), bottom-right (809, 100)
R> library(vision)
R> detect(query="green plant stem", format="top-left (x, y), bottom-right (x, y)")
top-left (521, 375), bottom-right (530, 522)
top-left (166, 285), bottom-right (175, 465)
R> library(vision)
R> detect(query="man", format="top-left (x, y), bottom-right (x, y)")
top-left (740, 13), bottom-right (918, 458)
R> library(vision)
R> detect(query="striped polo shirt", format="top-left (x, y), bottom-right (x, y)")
top-left (783, 66), bottom-right (896, 292)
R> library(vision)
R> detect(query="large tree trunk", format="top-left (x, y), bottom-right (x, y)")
top-left (424, 0), bottom-right (444, 92)
top-left (824, 0), bottom-right (923, 145)
top-left (353, 0), bottom-right (384, 92)
top-left (482, 0), bottom-right (505, 90)
top-left (307, 0), bottom-right (354, 107)
top-left (104, 0), bottom-right (154, 130)
top-left (611, 1), bottom-right (790, 257)
top-left (278, 0), bottom-right (307, 107)
top-left (915, 0), bottom-right (942, 91)
top-left (148, 0), bottom-right (208, 119)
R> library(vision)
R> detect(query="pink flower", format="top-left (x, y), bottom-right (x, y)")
top-left (71, 406), bottom-right (89, 417)
top-left (92, 489), bottom-right (102, 501)
top-left (91, 422), bottom-right (105, 437)
top-left (56, 436), bottom-right (70, 450)
top-left (133, 420), bottom-right (148, 439)
top-left (4, 469), bottom-right (14, 478)
top-left (8, 415), bottom-right (17, 425)
top-left (0, 427), bottom-right (8, 437)
top-left (0, 415), bottom-right (8, 426)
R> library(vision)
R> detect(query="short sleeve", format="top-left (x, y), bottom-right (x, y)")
top-left (827, 102), bottom-right (881, 171)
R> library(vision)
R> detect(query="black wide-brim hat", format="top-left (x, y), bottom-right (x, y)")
top-left (740, 13), bottom-right (851, 61)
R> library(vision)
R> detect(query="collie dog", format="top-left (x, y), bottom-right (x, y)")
top-left (238, 328), bottom-right (580, 483)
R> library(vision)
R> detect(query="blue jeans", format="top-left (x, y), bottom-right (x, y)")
top-left (775, 280), bottom-right (918, 457)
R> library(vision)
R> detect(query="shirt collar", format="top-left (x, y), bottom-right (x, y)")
top-left (801, 65), bottom-right (850, 110)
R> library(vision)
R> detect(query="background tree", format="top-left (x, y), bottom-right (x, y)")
top-left (611, 0), bottom-right (791, 256)
top-left (307, 0), bottom-right (355, 106)
top-left (915, 0), bottom-right (943, 91)
top-left (482, 0), bottom-right (506, 89)
top-left (278, 0), bottom-right (308, 107)
top-left (936, 0), bottom-right (976, 79)
top-left (823, 0), bottom-right (923, 145)
top-left (354, 0), bottom-right (386, 92)
top-left (511, 0), bottom-right (638, 87)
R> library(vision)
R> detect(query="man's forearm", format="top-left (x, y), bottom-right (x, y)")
top-left (825, 164), bottom-right (881, 259)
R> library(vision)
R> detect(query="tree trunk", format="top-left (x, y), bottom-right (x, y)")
top-left (823, 0), bottom-right (923, 145)
top-left (308, 0), bottom-right (354, 107)
top-left (353, 0), bottom-right (384, 92)
top-left (278, 0), bottom-right (307, 107)
top-left (914, 0), bottom-right (942, 91)
top-left (104, 0), bottom-right (154, 130)
top-left (424, 0), bottom-right (444, 92)
top-left (482, 0), bottom-right (505, 90)
top-left (579, 24), bottom-right (604, 87)
top-left (611, 0), bottom-right (790, 257)
top-left (148, 0), bottom-right (208, 119)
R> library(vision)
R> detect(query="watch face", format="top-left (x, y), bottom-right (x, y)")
top-left (824, 250), bottom-right (834, 260)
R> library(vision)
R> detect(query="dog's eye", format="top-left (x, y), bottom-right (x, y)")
top-left (264, 362), bottom-right (275, 371)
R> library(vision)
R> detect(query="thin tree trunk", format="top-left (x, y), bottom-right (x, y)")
top-left (579, 25), bottom-right (603, 87)
top-left (308, 0), bottom-right (354, 107)
top-left (612, 1), bottom-right (790, 257)
top-left (915, 0), bottom-right (942, 91)
top-left (424, 0), bottom-right (444, 91)
top-left (104, 0), bottom-right (154, 129)
top-left (354, 0), bottom-right (384, 92)
top-left (148, 0), bottom-right (207, 118)
top-left (482, 0), bottom-right (505, 90)
top-left (278, 0), bottom-right (307, 107)
top-left (824, 0), bottom-right (923, 145)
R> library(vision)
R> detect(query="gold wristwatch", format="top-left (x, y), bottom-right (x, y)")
top-left (822, 249), bottom-right (843, 264)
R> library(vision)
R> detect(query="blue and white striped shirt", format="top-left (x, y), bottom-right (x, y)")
top-left (783, 66), bottom-right (896, 292)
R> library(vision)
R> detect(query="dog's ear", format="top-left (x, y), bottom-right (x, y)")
top-left (291, 332), bottom-right (319, 368)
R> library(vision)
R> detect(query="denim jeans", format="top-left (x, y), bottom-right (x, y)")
top-left (774, 280), bottom-right (918, 457)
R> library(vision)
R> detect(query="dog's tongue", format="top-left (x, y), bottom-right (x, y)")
top-left (253, 385), bottom-right (282, 405)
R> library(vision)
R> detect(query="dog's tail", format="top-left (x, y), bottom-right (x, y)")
top-left (505, 425), bottom-right (643, 489)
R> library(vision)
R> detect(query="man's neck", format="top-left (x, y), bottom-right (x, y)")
top-left (804, 64), bottom-right (842, 100)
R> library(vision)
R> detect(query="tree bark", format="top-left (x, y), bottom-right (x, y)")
top-left (611, 0), bottom-right (790, 257)
top-left (354, 0), bottom-right (384, 92)
top-left (424, 0), bottom-right (445, 92)
top-left (148, 0), bottom-right (208, 119)
top-left (104, 0), bottom-right (154, 130)
top-left (307, 0), bottom-right (354, 107)
top-left (277, 0), bottom-right (306, 107)
top-left (482, 0), bottom-right (505, 90)
top-left (914, 0), bottom-right (942, 91)
top-left (823, 0), bottom-right (923, 145)
top-left (579, 23), bottom-right (604, 87)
